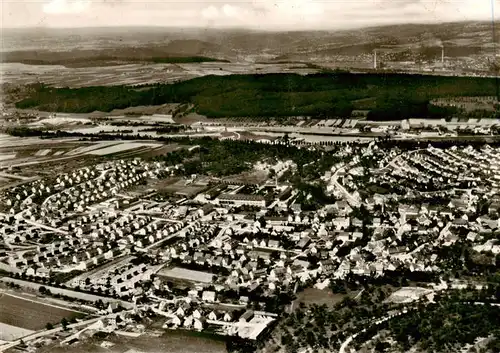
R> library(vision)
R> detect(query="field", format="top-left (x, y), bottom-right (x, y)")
top-left (293, 288), bottom-right (346, 309)
top-left (385, 286), bottom-right (434, 304)
top-left (2, 62), bottom-right (317, 89)
top-left (37, 330), bottom-right (227, 353)
top-left (153, 178), bottom-right (208, 198)
top-left (30, 116), bottom-right (93, 128)
top-left (2, 48), bottom-right (228, 67)
top-left (0, 154), bottom-right (16, 161)
top-left (221, 170), bottom-right (269, 185)
top-left (87, 142), bottom-right (162, 156)
top-left (0, 293), bottom-right (85, 330)
top-left (0, 322), bottom-right (34, 341)
top-left (158, 267), bottom-right (214, 284)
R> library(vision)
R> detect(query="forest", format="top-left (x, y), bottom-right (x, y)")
top-left (15, 73), bottom-right (496, 120)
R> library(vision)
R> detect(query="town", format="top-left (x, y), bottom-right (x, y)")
top-left (1, 136), bottom-right (500, 353)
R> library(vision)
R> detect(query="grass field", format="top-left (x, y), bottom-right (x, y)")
top-left (0, 293), bottom-right (85, 330)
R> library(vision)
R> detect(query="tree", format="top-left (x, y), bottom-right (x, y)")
top-left (61, 318), bottom-right (68, 331)
top-left (45, 323), bottom-right (53, 330)
top-left (374, 339), bottom-right (390, 352)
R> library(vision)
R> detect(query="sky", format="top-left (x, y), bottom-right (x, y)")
top-left (2, 0), bottom-right (500, 30)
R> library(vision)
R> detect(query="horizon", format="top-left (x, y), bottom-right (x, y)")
top-left (3, 0), bottom-right (499, 30)
top-left (1, 20), bottom-right (497, 33)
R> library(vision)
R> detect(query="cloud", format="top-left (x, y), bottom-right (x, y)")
top-left (222, 4), bottom-right (239, 17)
top-left (43, 0), bottom-right (90, 14)
top-left (4, 0), bottom-right (500, 29)
top-left (201, 5), bottom-right (220, 19)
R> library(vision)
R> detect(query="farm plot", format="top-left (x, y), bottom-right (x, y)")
top-left (0, 293), bottom-right (85, 330)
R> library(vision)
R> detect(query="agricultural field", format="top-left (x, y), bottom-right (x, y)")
top-left (86, 142), bottom-right (162, 156)
top-left (2, 62), bottom-right (316, 89)
top-left (0, 293), bottom-right (85, 330)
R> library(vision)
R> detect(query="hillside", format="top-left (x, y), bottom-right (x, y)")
top-left (2, 22), bottom-right (497, 63)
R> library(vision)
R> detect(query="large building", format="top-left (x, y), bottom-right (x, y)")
top-left (216, 193), bottom-right (269, 208)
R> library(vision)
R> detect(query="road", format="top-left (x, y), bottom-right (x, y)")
top-left (331, 163), bottom-right (360, 207)
top-left (1, 153), bottom-right (84, 170)
top-left (22, 218), bottom-right (69, 235)
top-left (0, 315), bottom-right (104, 352)
top-left (339, 309), bottom-right (409, 353)
top-left (0, 291), bottom-right (88, 315)
top-left (0, 278), bottom-right (133, 309)
top-left (0, 172), bottom-right (34, 181)
top-left (0, 305), bottom-right (146, 353)
top-left (145, 227), bottom-right (185, 250)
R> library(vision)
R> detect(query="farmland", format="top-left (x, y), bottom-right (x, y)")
top-left (0, 293), bottom-right (85, 330)
top-left (87, 142), bottom-right (162, 156)
top-left (2, 62), bottom-right (316, 89)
